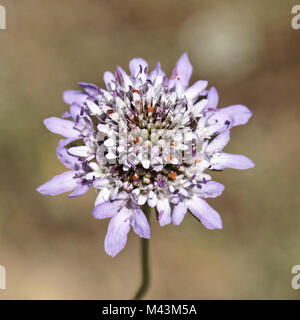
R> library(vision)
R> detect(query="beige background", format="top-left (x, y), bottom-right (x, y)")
top-left (0, 0), bottom-right (299, 299)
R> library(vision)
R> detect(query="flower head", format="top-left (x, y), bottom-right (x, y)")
top-left (37, 53), bottom-right (254, 257)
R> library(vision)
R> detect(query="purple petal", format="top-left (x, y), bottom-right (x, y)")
top-left (185, 80), bottom-right (208, 101)
top-left (206, 130), bottom-right (230, 154)
top-left (92, 200), bottom-right (123, 219)
top-left (187, 197), bottom-right (223, 229)
top-left (43, 117), bottom-right (79, 138)
top-left (69, 104), bottom-right (81, 120)
top-left (219, 105), bottom-right (252, 127)
top-left (170, 53), bottom-right (193, 89)
top-left (206, 86), bottom-right (219, 109)
top-left (157, 199), bottom-right (171, 227)
top-left (211, 153), bottom-right (255, 170)
top-left (56, 138), bottom-right (79, 169)
top-left (68, 184), bottom-right (90, 198)
top-left (104, 209), bottom-right (131, 257)
top-left (172, 202), bottom-right (187, 226)
top-left (61, 111), bottom-right (71, 119)
top-left (78, 82), bottom-right (101, 98)
top-left (37, 170), bottom-right (77, 196)
top-left (103, 71), bottom-right (116, 91)
top-left (63, 90), bottom-right (87, 105)
top-left (131, 207), bottom-right (150, 238)
top-left (129, 58), bottom-right (148, 77)
top-left (198, 181), bottom-right (224, 198)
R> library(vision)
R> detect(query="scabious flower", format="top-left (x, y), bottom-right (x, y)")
top-left (37, 53), bottom-right (254, 257)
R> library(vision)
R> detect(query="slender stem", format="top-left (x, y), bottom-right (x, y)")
top-left (132, 207), bottom-right (151, 300)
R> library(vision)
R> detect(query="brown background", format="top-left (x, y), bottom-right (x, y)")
top-left (0, 0), bottom-right (299, 299)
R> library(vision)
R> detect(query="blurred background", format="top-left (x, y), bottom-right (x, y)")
top-left (0, 0), bottom-right (299, 299)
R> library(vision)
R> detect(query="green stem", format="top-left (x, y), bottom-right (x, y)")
top-left (132, 207), bottom-right (151, 300)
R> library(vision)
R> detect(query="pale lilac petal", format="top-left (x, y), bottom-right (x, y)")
top-left (63, 90), bottom-right (87, 105)
top-left (197, 181), bottom-right (224, 198)
top-left (103, 71), bottom-right (116, 91)
top-left (92, 200), bottom-right (123, 219)
top-left (157, 199), bottom-right (171, 226)
top-left (206, 87), bottom-right (219, 109)
top-left (68, 184), bottom-right (90, 198)
top-left (78, 82), bottom-right (101, 97)
top-left (211, 153), bottom-right (255, 170)
top-left (206, 130), bottom-right (230, 154)
top-left (95, 188), bottom-right (110, 206)
top-left (149, 62), bottom-right (165, 82)
top-left (185, 80), bottom-right (208, 101)
top-left (131, 208), bottom-right (150, 238)
top-left (104, 209), bottom-right (131, 257)
top-left (170, 53), bottom-right (193, 89)
top-left (117, 66), bottom-right (132, 90)
top-left (37, 170), bottom-right (77, 196)
top-left (56, 138), bottom-right (79, 169)
top-left (69, 104), bottom-right (87, 128)
top-left (69, 104), bottom-right (81, 120)
top-left (43, 117), bottom-right (79, 138)
top-left (219, 105), bottom-right (252, 127)
top-left (172, 202), bottom-right (187, 226)
top-left (205, 111), bottom-right (234, 136)
top-left (61, 111), bottom-right (71, 119)
top-left (129, 58), bottom-right (148, 77)
top-left (187, 197), bottom-right (223, 229)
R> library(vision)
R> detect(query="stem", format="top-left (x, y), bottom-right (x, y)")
top-left (132, 207), bottom-right (151, 300)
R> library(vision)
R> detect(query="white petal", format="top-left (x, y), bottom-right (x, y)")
top-left (68, 146), bottom-right (90, 157)
top-left (104, 138), bottom-right (116, 148)
top-left (148, 192), bottom-right (157, 208)
top-left (86, 101), bottom-right (102, 115)
top-left (142, 159), bottom-right (150, 169)
top-left (138, 194), bottom-right (148, 206)
top-left (191, 99), bottom-right (208, 116)
top-left (185, 80), bottom-right (208, 101)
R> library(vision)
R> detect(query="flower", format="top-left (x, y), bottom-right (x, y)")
top-left (37, 53), bottom-right (254, 257)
